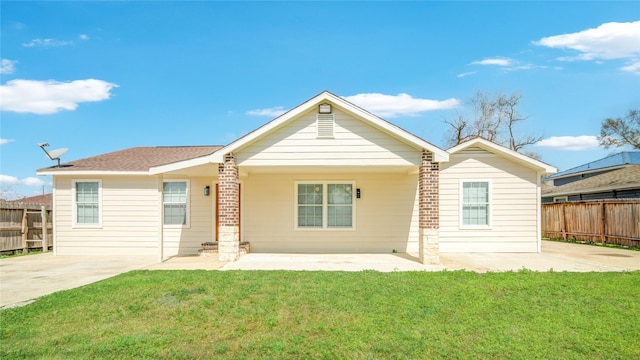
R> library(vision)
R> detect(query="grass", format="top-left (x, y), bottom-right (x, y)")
top-left (1, 270), bottom-right (639, 359)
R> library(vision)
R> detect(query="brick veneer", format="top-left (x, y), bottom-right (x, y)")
top-left (218, 154), bottom-right (239, 227)
top-left (217, 153), bottom-right (240, 261)
top-left (419, 150), bottom-right (440, 264)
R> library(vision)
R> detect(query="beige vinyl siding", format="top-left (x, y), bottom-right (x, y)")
top-left (240, 172), bottom-right (420, 253)
top-left (53, 175), bottom-right (216, 256)
top-left (439, 147), bottom-right (539, 252)
top-left (54, 176), bottom-right (160, 255)
top-left (161, 176), bottom-right (215, 256)
top-left (236, 108), bottom-right (420, 167)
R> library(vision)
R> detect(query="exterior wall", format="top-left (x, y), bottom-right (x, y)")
top-left (161, 175), bottom-right (216, 257)
top-left (53, 175), bottom-right (160, 255)
top-left (53, 175), bottom-right (216, 256)
top-left (240, 172), bottom-right (420, 253)
top-left (439, 147), bottom-right (540, 252)
top-left (236, 108), bottom-right (421, 167)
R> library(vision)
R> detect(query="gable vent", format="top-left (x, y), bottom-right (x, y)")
top-left (316, 114), bottom-right (335, 138)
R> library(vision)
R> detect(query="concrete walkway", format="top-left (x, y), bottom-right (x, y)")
top-left (1, 241), bottom-right (638, 309)
top-left (441, 241), bottom-right (640, 272)
top-left (0, 254), bottom-right (155, 309)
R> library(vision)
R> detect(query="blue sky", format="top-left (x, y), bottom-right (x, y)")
top-left (1, 1), bottom-right (639, 199)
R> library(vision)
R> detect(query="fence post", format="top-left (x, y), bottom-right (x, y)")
top-left (21, 209), bottom-right (28, 254)
top-left (560, 204), bottom-right (567, 240)
top-left (600, 202), bottom-right (606, 244)
top-left (41, 205), bottom-right (48, 252)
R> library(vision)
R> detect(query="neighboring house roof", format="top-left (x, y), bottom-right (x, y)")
top-left (150, 90), bottom-right (450, 174)
top-left (8, 193), bottom-right (52, 206)
top-left (447, 137), bottom-right (557, 175)
top-left (37, 146), bottom-right (222, 175)
top-left (542, 164), bottom-right (640, 197)
top-left (546, 151), bottom-right (640, 180)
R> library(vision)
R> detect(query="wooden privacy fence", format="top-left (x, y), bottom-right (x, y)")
top-left (542, 200), bottom-right (640, 249)
top-left (0, 203), bottom-right (52, 253)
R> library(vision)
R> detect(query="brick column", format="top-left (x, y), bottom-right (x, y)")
top-left (419, 150), bottom-right (440, 264)
top-left (218, 153), bottom-right (240, 262)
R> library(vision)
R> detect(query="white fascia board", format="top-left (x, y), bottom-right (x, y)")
top-left (36, 170), bottom-right (150, 176)
top-left (448, 138), bottom-right (557, 174)
top-left (149, 155), bottom-right (215, 175)
top-left (211, 91), bottom-right (449, 163)
top-left (329, 92), bottom-right (449, 162)
top-left (209, 92), bottom-right (335, 163)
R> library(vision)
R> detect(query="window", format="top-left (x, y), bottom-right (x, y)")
top-left (163, 181), bottom-right (188, 226)
top-left (553, 196), bottom-right (568, 203)
top-left (296, 182), bottom-right (354, 229)
top-left (461, 180), bottom-right (490, 228)
top-left (73, 180), bottom-right (101, 226)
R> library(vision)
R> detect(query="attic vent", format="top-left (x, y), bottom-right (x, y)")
top-left (317, 114), bottom-right (335, 138)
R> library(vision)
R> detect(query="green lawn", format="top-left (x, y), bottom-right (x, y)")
top-left (1, 270), bottom-right (639, 359)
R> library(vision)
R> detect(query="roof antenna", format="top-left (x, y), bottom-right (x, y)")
top-left (38, 142), bottom-right (68, 168)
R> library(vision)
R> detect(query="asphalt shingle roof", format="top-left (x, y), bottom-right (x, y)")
top-left (542, 165), bottom-right (640, 196)
top-left (8, 193), bottom-right (52, 206)
top-left (546, 151), bottom-right (640, 180)
top-left (37, 146), bottom-right (222, 173)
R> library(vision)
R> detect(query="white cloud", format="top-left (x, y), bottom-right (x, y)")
top-left (535, 135), bottom-right (601, 151)
top-left (457, 71), bottom-right (477, 78)
top-left (21, 177), bottom-right (46, 186)
top-left (534, 21), bottom-right (640, 73)
top-left (342, 93), bottom-right (460, 118)
top-left (471, 58), bottom-right (514, 66)
top-left (0, 138), bottom-right (15, 145)
top-left (246, 106), bottom-right (287, 117)
top-left (0, 79), bottom-right (119, 114)
top-left (1, 59), bottom-right (17, 74)
top-left (621, 60), bottom-right (640, 75)
top-left (0, 174), bottom-right (45, 187)
top-left (23, 38), bottom-right (73, 47)
top-left (79, 34), bottom-right (89, 40)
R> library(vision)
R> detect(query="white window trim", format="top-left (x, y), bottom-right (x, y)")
top-left (294, 181), bottom-right (356, 230)
top-left (72, 179), bottom-right (102, 228)
top-left (163, 179), bottom-right (190, 228)
top-left (459, 179), bottom-right (492, 230)
top-left (553, 196), bottom-right (568, 203)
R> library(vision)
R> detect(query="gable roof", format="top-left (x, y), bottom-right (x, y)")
top-left (447, 137), bottom-right (557, 175)
top-left (546, 151), bottom-right (640, 180)
top-left (542, 165), bottom-right (640, 197)
top-left (37, 146), bottom-right (221, 175)
top-left (150, 91), bottom-right (449, 174)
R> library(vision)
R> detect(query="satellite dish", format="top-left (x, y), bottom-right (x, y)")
top-left (38, 142), bottom-right (68, 167)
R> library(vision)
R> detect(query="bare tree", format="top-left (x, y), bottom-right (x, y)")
top-left (446, 91), bottom-right (542, 157)
top-left (599, 109), bottom-right (640, 149)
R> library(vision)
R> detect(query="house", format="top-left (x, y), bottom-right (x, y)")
top-left (542, 152), bottom-right (640, 203)
top-left (36, 91), bottom-right (556, 264)
top-left (8, 193), bottom-right (53, 207)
